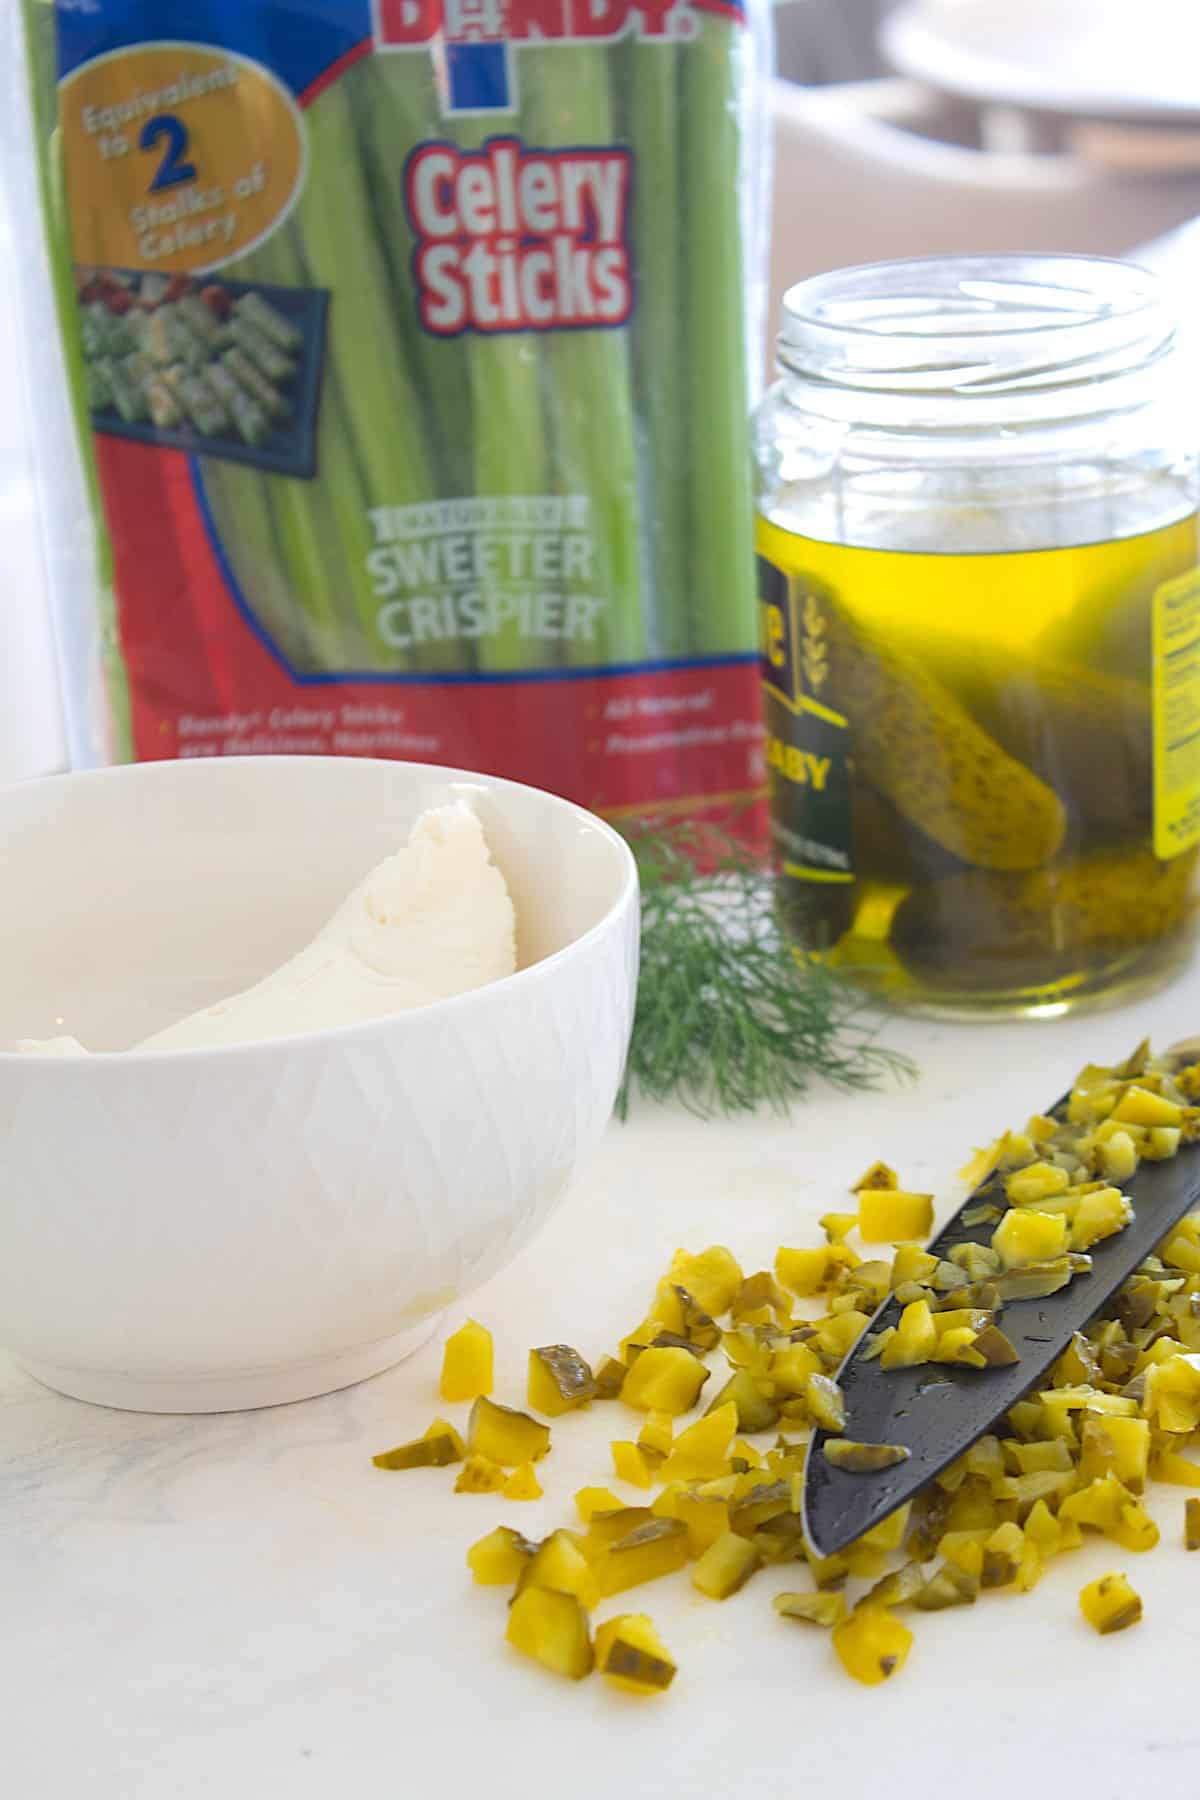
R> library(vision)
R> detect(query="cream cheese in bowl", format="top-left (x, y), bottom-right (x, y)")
top-left (0, 757), bottom-right (638, 1413)
top-left (19, 800), bottom-right (517, 1055)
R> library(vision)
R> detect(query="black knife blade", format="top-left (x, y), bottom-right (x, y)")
top-left (803, 1085), bottom-right (1200, 1558)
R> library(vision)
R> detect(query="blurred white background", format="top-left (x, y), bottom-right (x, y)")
top-left (769, 0), bottom-right (1200, 334)
top-left (776, 0), bottom-right (899, 83)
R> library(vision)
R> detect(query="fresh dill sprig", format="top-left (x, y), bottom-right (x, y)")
top-left (617, 822), bottom-right (914, 1119)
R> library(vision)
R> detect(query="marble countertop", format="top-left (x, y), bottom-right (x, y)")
top-left (7, 977), bottom-right (1200, 1799)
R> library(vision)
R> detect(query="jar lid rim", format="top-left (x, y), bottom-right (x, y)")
top-left (779, 254), bottom-right (1174, 396)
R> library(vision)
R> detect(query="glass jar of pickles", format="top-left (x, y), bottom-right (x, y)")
top-left (754, 255), bottom-right (1200, 1017)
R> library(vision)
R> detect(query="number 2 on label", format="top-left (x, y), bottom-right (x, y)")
top-left (139, 114), bottom-right (197, 193)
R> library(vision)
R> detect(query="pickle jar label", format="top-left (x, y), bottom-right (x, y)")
top-left (1153, 566), bottom-right (1200, 861)
top-left (757, 553), bottom-right (853, 889)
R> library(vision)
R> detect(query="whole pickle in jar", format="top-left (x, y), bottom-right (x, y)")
top-left (905, 634), bottom-right (1152, 841)
top-left (818, 786), bottom-right (962, 991)
top-left (774, 863), bottom-right (854, 953)
top-left (894, 844), bottom-right (1199, 978)
top-left (819, 598), bottom-right (1066, 872)
top-left (851, 783), bottom-right (966, 887)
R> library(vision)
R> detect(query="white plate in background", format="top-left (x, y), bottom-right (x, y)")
top-left (883, 0), bottom-right (1200, 124)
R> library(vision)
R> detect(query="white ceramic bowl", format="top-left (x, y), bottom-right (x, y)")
top-left (0, 758), bottom-right (638, 1412)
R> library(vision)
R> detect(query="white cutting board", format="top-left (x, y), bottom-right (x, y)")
top-left (5, 971), bottom-right (1200, 1799)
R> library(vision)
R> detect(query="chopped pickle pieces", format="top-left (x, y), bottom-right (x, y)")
top-left (1160, 1233), bottom-right (1200, 1276)
top-left (654, 1283), bottom-right (721, 1350)
top-left (774, 1246), bottom-right (831, 1297)
top-left (815, 1310), bottom-right (871, 1358)
top-left (611, 1442), bottom-right (658, 1489)
top-left (1114, 1501), bottom-right (1159, 1553)
top-left (1144, 1354), bottom-right (1200, 1433)
top-left (676, 1288), bottom-right (722, 1351)
top-left (582, 1507), bottom-right (657, 1553)
top-left (660, 1403), bottom-right (738, 1481)
top-left (891, 1245), bottom-right (939, 1289)
top-left (1097, 1130), bottom-right (1139, 1182)
top-left (653, 1485), bottom-right (730, 1554)
top-left (667, 1246), bottom-right (743, 1318)
top-left (620, 1346), bottom-right (711, 1415)
top-left (823, 1440), bottom-right (911, 1473)
top-left (774, 1590), bottom-right (848, 1628)
top-left (528, 1344), bottom-right (597, 1416)
top-left (576, 1486), bottom-right (624, 1522)
top-left (518, 1530), bottom-right (600, 1609)
top-left (502, 1462), bottom-right (544, 1501)
top-left (468, 1396), bottom-right (552, 1466)
top-left (852, 1260), bottom-right (893, 1305)
top-left (692, 1531), bottom-right (762, 1599)
top-left (650, 1330), bottom-right (708, 1355)
top-left (467, 1525), bottom-right (538, 1585)
top-left (731, 1438), bottom-right (765, 1471)
top-left (594, 1518), bottom-right (690, 1598)
top-left (1079, 1414), bottom-right (1150, 1493)
top-left (443, 1049), bottom-right (1200, 1700)
top-left (863, 1560), bottom-right (926, 1608)
top-left (506, 1586), bottom-right (593, 1679)
top-left (439, 1319), bottom-right (494, 1403)
top-left (948, 1241), bottom-right (1001, 1280)
top-left (932, 1326), bottom-right (987, 1368)
top-left (881, 1299), bottom-right (938, 1369)
top-left (992, 1258), bottom-right (1074, 1302)
top-left (732, 1271), bottom-right (792, 1323)
top-left (992, 1208), bottom-right (1069, 1270)
top-left (1112, 1086), bottom-right (1182, 1128)
top-left (1005, 1161), bottom-right (1070, 1206)
top-left (970, 1325), bottom-right (1021, 1366)
top-left (1060, 1472), bottom-right (1139, 1538)
top-left (853, 1161), bottom-right (899, 1192)
top-left (981, 1521), bottom-right (1024, 1588)
top-left (768, 1344), bottom-right (822, 1400)
top-left (1154, 1451), bottom-right (1200, 1488)
top-left (638, 1412), bottom-right (674, 1459)
top-left (1023, 1501), bottom-right (1062, 1559)
top-left (806, 1374), bottom-right (847, 1433)
top-left (820, 1211), bottom-right (860, 1244)
top-left (728, 1479), bottom-right (792, 1535)
top-left (372, 1416), bottom-right (466, 1470)
top-left (1071, 1188), bottom-right (1133, 1252)
top-left (1079, 1572), bottom-right (1142, 1635)
top-left (707, 1369), bottom-right (781, 1433)
top-left (619, 1317), bottom-right (667, 1364)
top-left (858, 1189), bottom-right (934, 1244)
top-left (593, 1356), bottom-right (627, 1399)
top-left (1186, 1499), bottom-right (1200, 1550)
top-left (455, 1454), bottom-right (507, 1494)
top-left (859, 1503), bottom-right (913, 1554)
top-left (915, 1562), bottom-right (979, 1610)
top-left (937, 1532), bottom-right (985, 1577)
top-left (594, 1614), bottom-right (677, 1693)
top-left (832, 1606), bottom-right (913, 1686)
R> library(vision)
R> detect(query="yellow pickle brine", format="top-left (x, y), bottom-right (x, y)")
top-left (753, 255), bottom-right (1200, 1016)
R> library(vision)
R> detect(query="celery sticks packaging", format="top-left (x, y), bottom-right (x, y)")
top-left (13, 0), bottom-right (770, 826)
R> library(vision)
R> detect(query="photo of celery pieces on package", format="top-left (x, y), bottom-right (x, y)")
top-left (20, 0), bottom-right (771, 820)
top-left (78, 268), bottom-right (328, 475)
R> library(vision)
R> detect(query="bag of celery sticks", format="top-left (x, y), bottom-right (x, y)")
top-left (10, 0), bottom-right (771, 829)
